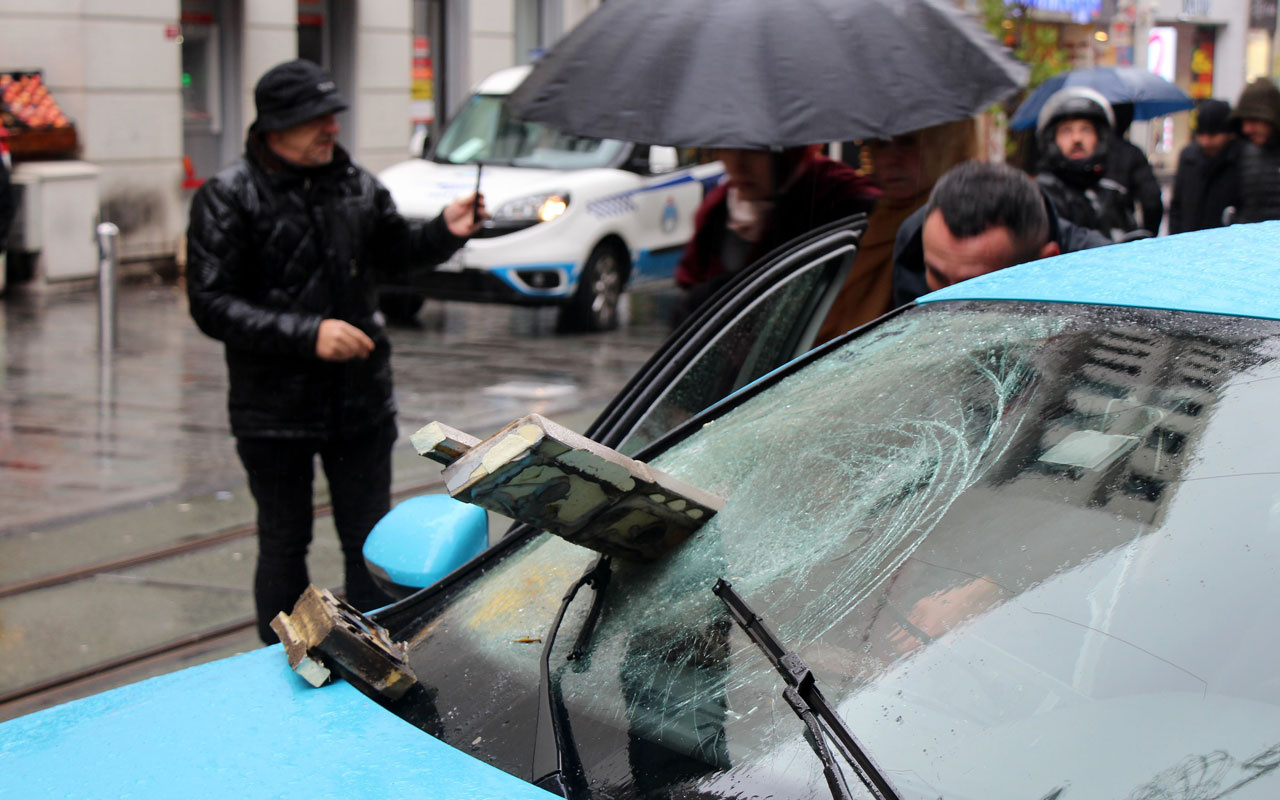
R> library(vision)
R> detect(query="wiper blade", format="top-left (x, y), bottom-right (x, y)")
top-left (531, 554), bottom-right (613, 797)
top-left (713, 579), bottom-right (900, 800)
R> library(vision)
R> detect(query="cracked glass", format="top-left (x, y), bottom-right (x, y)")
top-left (397, 301), bottom-right (1280, 799)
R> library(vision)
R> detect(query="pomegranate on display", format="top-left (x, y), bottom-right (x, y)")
top-left (0, 73), bottom-right (71, 129)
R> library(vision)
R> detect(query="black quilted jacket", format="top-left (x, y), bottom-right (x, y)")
top-left (1236, 140), bottom-right (1280, 224)
top-left (187, 139), bottom-right (463, 438)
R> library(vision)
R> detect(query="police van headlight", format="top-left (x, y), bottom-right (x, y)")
top-left (492, 192), bottom-right (570, 224)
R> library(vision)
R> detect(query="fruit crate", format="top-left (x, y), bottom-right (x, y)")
top-left (1, 69), bottom-right (78, 160)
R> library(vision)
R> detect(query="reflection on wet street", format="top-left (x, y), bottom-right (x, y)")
top-left (0, 283), bottom-right (675, 533)
top-left (0, 281), bottom-right (676, 716)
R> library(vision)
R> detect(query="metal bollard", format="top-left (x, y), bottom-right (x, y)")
top-left (96, 222), bottom-right (119, 356)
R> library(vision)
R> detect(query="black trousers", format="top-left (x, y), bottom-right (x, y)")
top-left (236, 418), bottom-right (397, 644)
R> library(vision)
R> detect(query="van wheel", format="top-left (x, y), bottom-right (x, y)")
top-left (560, 242), bottom-right (626, 331)
top-left (380, 292), bottom-right (426, 325)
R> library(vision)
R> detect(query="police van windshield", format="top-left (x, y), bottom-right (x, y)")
top-left (433, 93), bottom-right (626, 169)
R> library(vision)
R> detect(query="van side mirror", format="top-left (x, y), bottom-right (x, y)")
top-left (625, 144), bottom-right (680, 175)
top-left (363, 494), bottom-right (489, 599)
top-left (649, 145), bottom-right (679, 174)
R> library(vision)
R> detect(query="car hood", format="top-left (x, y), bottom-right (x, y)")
top-left (0, 647), bottom-right (556, 799)
top-left (378, 159), bottom-right (584, 220)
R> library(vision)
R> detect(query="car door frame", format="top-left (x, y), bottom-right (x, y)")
top-left (373, 213), bottom-right (869, 632)
top-left (587, 212), bottom-right (868, 447)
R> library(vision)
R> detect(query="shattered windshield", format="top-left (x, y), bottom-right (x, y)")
top-left (395, 302), bottom-right (1280, 799)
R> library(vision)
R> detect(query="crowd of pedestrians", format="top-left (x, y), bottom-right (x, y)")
top-left (677, 78), bottom-right (1280, 339)
top-left (180, 56), bottom-right (1280, 636)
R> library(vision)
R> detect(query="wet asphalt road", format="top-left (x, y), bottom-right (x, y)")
top-left (0, 280), bottom-right (678, 718)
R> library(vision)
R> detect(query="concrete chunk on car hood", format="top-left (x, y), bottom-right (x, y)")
top-left (414, 413), bottom-right (724, 561)
top-left (0, 647), bottom-right (558, 800)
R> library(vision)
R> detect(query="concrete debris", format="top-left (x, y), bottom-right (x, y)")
top-left (270, 585), bottom-right (418, 700)
top-left (412, 413), bottom-right (724, 561)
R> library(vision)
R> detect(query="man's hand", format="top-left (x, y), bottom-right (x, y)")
top-left (315, 319), bottom-right (375, 361)
top-left (443, 192), bottom-right (488, 238)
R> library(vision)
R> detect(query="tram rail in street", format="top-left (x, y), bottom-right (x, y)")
top-left (0, 477), bottom-right (446, 721)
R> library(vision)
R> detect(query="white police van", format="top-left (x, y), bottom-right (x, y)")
top-left (377, 65), bottom-right (724, 330)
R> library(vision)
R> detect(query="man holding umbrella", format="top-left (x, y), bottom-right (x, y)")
top-left (672, 146), bottom-right (879, 322)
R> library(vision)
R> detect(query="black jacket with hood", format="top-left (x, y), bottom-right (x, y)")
top-left (1231, 79), bottom-right (1280, 224)
top-left (1169, 137), bottom-right (1244, 234)
top-left (186, 137), bottom-right (463, 439)
top-left (1106, 136), bottom-right (1164, 232)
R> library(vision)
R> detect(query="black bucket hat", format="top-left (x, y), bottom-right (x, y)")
top-left (251, 59), bottom-right (348, 133)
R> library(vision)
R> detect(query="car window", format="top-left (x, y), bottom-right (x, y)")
top-left (392, 302), bottom-right (1280, 798)
top-left (434, 94), bottom-right (625, 169)
top-left (619, 246), bottom-right (855, 453)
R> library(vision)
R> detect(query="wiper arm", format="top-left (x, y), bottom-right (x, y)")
top-left (531, 554), bottom-right (613, 797)
top-left (713, 579), bottom-right (900, 800)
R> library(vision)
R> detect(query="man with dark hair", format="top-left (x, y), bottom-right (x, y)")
top-left (186, 59), bottom-right (487, 644)
top-left (1169, 98), bottom-right (1242, 233)
top-left (892, 161), bottom-right (1110, 304)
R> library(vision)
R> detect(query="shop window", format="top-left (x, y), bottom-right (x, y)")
top-left (182, 24), bottom-right (221, 133)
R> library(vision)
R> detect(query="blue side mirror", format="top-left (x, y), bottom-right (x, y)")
top-left (363, 495), bottom-right (489, 599)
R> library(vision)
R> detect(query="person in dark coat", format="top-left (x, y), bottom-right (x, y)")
top-left (1230, 79), bottom-right (1280, 224)
top-left (892, 161), bottom-right (1111, 305)
top-left (672, 147), bottom-right (879, 322)
top-left (0, 151), bottom-right (13, 260)
top-left (186, 59), bottom-right (487, 644)
top-left (1106, 103), bottom-right (1164, 233)
top-left (1033, 87), bottom-right (1138, 241)
top-left (1169, 99), bottom-right (1243, 234)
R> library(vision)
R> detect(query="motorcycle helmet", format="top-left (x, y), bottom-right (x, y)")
top-left (1035, 86), bottom-right (1114, 187)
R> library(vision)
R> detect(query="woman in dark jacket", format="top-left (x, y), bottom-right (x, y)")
top-left (672, 146), bottom-right (880, 323)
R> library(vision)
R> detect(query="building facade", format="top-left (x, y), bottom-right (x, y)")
top-left (0, 0), bottom-right (599, 279)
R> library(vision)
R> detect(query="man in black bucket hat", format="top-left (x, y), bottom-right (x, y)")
top-left (186, 59), bottom-right (488, 644)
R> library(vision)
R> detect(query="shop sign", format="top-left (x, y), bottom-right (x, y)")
top-left (1250, 0), bottom-right (1278, 33)
top-left (1190, 27), bottom-right (1215, 99)
top-left (1007, 0), bottom-right (1102, 23)
top-left (1149, 27), bottom-right (1177, 153)
top-left (1182, 0), bottom-right (1212, 17)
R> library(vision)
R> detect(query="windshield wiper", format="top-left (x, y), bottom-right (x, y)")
top-left (713, 579), bottom-right (901, 800)
top-left (531, 554), bottom-right (613, 797)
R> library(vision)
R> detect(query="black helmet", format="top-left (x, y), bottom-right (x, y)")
top-left (1036, 87), bottom-right (1114, 187)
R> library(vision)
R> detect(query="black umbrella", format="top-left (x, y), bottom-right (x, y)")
top-left (507, 0), bottom-right (1028, 149)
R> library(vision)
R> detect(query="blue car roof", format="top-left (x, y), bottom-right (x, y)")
top-left (918, 221), bottom-right (1280, 322)
top-left (0, 647), bottom-right (558, 800)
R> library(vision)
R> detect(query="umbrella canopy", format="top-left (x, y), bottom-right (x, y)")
top-left (1009, 66), bottom-right (1195, 131)
top-left (506, 0), bottom-right (1028, 149)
